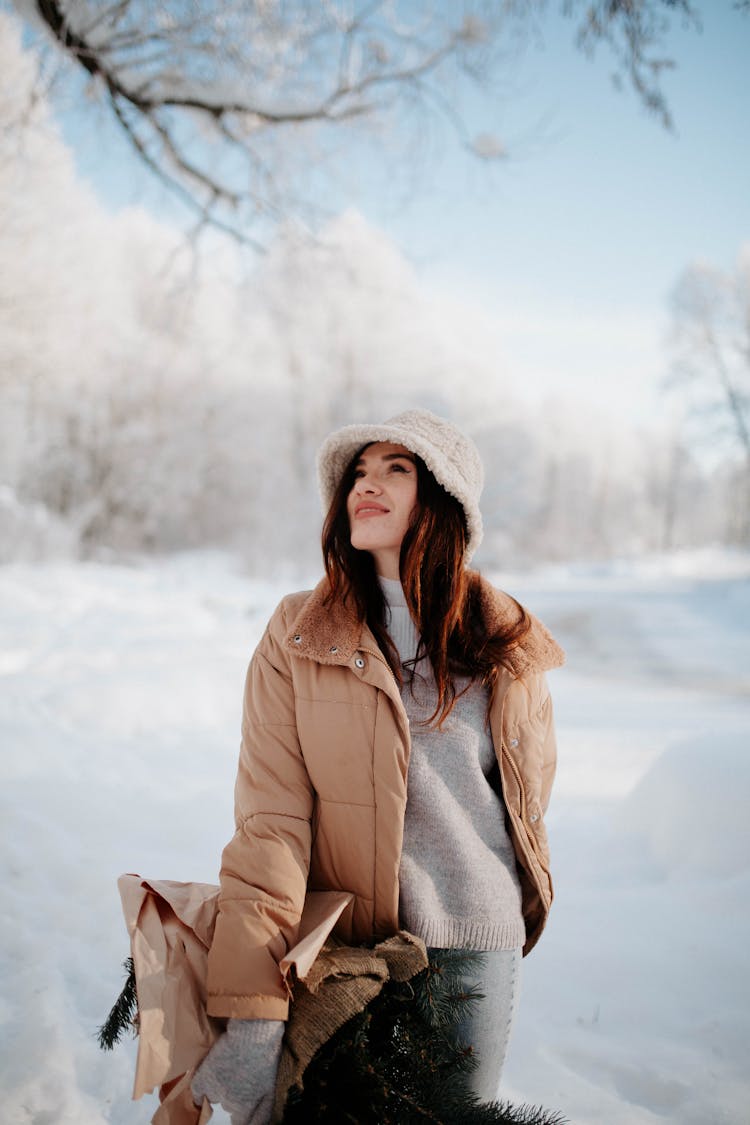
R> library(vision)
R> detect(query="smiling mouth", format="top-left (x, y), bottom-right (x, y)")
top-left (355, 505), bottom-right (389, 517)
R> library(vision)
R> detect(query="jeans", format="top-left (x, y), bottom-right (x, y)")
top-left (429, 947), bottom-right (522, 1103)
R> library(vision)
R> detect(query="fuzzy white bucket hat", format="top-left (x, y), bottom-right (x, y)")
top-left (316, 409), bottom-right (484, 559)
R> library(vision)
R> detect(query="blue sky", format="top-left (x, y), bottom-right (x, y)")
top-left (357, 2), bottom-right (749, 426)
top-left (55, 1), bottom-right (749, 429)
top-left (374, 3), bottom-right (749, 303)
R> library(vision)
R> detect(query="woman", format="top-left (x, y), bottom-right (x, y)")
top-left (192, 409), bottom-right (564, 1124)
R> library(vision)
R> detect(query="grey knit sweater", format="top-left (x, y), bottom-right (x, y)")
top-left (380, 576), bottom-right (525, 951)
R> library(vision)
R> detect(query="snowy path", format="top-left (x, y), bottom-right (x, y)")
top-left (1, 552), bottom-right (748, 1124)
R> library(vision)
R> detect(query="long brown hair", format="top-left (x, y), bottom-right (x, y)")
top-left (321, 445), bottom-right (531, 726)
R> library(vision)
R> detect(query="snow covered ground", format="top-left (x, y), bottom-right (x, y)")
top-left (1, 549), bottom-right (748, 1125)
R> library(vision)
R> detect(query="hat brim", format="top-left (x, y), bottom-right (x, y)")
top-left (316, 419), bottom-right (483, 560)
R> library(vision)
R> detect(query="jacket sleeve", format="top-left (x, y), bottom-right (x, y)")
top-left (206, 600), bottom-right (313, 1020)
top-left (537, 676), bottom-right (557, 814)
top-left (504, 670), bottom-right (557, 815)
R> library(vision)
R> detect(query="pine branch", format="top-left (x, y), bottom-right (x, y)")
top-left (96, 946), bottom-right (568, 1122)
top-left (417, 948), bottom-right (486, 1030)
top-left (97, 956), bottom-right (138, 1050)
top-left (283, 950), bottom-right (568, 1124)
top-left (490, 1104), bottom-right (569, 1125)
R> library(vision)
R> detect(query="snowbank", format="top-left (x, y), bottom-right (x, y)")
top-left (620, 732), bottom-right (750, 879)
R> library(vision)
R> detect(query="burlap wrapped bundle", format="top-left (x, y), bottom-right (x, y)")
top-left (274, 931), bottom-right (428, 1121)
top-left (117, 875), bottom-right (427, 1125)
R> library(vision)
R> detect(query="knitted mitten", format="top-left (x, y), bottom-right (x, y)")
top-left (191, 1017), bottom-right (284, 1125)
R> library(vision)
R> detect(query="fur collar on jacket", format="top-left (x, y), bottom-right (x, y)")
top-left (284, 574), bottom-right (565, 678)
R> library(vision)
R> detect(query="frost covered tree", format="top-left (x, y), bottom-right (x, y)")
top-left (0, 13), bottom-right (253, 552)
top-left (0, 17), bottom-right (495, 563)
top-left (667, 249), bottom-right (750, 542)
top-left (2, 8), bottom-right (743, 565)
top-left (12, 0), bottom-right (702, 240)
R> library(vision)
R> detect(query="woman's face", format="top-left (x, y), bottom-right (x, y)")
top-left (346, 442), bottom-right (419, 579)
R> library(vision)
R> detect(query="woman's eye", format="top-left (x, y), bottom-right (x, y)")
top-left (390, 463), bottom-right (409, 473)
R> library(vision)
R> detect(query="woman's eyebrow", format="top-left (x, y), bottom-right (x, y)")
top-left (355, 451), bottom-right (416, 467)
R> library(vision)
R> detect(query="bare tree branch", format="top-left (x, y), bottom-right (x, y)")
top-left (19, 0), bottom-right (701, 240)
top-left (565, 0), bottom-right (700, 130)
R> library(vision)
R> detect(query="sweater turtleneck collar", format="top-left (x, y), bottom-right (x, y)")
top-left (377, 574), bottom-right (421, 665)
top-left (378, 574), bottom-right (407, 609)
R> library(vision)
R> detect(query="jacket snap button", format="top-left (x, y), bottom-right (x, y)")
top-left (329, 645), bottom-right (338, 653)
top-left (509, 738), bottom-right (519, 748)
top-left (529, 813), bottom-right (539, 823)
top-left (354, 656), bottom-right (365, 669)
top-left (293, 635), bottom-right (302, 643)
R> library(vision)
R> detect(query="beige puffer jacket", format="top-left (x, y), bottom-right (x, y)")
top-left (206, 574), bottom-right (564, 1021)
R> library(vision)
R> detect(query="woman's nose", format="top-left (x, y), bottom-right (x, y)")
top-left (355, 473), bottom-right (380, 493)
